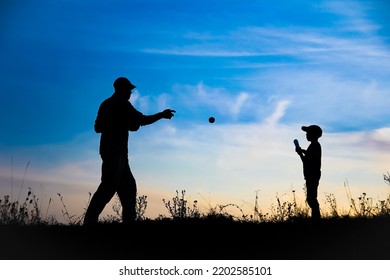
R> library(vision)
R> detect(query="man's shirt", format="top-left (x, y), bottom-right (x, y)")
top-left (95, 93), bottom-right (144, 156)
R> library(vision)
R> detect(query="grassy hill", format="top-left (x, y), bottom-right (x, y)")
top-left (1, 216), bottom-right (389, 260)
top-left (2, 182), bottom-right (390, 260)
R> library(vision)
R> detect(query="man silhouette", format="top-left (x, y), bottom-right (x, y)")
top-left (295, 125), bottom-right (322, 220)
top-left (84, 77), bottom-right (175, 225)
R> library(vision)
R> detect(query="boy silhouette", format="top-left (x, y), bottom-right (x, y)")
top-left (295, 125), bottom-right (322, 220)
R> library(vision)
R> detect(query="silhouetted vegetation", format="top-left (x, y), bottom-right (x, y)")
top-left (1, 173), bottom-right (390, 225)
top-left (1, 173), bottom-right (389, 259)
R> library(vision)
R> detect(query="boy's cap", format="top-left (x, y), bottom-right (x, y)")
top-left (302, 125), bottom-right (322, 138)
top-left (113, 77), bottom-right (136, 91)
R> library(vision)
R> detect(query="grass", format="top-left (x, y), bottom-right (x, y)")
top-left (0, 172), bottom-right (389, 259)
top-left (1, 214), bottom-right (389, 260)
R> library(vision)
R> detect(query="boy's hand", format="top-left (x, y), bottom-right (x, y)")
top-left (295, 147), bottom-right (303, 155)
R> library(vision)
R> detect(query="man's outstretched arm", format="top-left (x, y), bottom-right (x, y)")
top-left (140, 109), bottom-right (176, 126)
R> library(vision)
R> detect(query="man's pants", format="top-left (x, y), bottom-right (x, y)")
top-left (84, 155), bottom-right (137, 225)
top-left (306, 177), bottom-right (321, 220)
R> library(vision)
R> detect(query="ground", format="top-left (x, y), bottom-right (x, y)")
top-left (1, 217), bottom-right (389, 260)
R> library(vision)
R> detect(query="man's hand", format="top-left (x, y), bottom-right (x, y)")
top-left (161, 109), bottom-right (176, 119)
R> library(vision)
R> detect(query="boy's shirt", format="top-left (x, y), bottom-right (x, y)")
top-left (303, 142), bottom-right (322, 180)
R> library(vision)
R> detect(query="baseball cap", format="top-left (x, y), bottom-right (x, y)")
top-left (302, 125), bottom-right (322, 138)
top-left (113, 77), bottom-right (136, 91)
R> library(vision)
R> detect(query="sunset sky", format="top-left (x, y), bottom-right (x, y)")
top-left (1, 0), bottom-right (390, 221)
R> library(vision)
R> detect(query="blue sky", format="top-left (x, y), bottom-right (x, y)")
top-left (1, 0), bottom-right (390, 221)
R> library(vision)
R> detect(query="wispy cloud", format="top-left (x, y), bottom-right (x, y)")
top-left (171, 82), bottom-right (257, 121)
top-left (140, 0), bottom-right (390, 74)
top-left (265, 100), bottom-right (290, 126)
top-left (142, 48), bottom-right (263, 57)
top-left (240, 65), bottom-right (390, 132)
top-left (321, 0), bottom-right (382, 33)
top-left (142, 26), bottom-right (390, 72)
